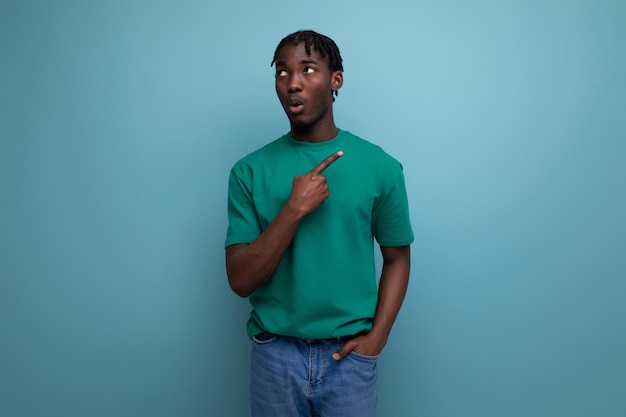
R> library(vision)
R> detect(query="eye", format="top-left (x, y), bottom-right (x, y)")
top-left (275, 70), bottom-right (287, 78)
top-left (304, 67), bottom-right (315, 74)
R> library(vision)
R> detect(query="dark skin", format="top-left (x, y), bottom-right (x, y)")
top-left (274, 43), bottom-right (343, 142)
top-left (226, 42), bottom-right (411, 359)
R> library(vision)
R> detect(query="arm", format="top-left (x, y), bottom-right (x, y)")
top-left (226, 151), bottom-right (343, 298)
top-left (333, 244), bottom-right (411, 359)
top-left (226, 204), bottom-right (302, 298)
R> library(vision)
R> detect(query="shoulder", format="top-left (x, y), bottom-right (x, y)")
top-left (230, 134), bottom-right (289, 175)
top-left (341, 130), bottom-right (404, 171)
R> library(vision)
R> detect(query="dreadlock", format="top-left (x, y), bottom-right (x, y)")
top-left (271, 30), bottom-right (344, 100)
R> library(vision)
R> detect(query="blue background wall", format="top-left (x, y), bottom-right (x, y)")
top-left (2, 0), bottom-right (624, 416)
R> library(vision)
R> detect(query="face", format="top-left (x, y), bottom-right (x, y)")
top-left (274, 43), bottom-right (343, 131)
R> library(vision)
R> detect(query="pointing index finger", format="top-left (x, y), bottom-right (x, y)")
top-left (310, 151), bottom-right (344, 175)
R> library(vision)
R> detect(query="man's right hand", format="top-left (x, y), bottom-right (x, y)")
top-left (288, 151), bottom-right (343, 217)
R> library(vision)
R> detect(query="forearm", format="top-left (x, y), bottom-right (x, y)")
top-left (332, 245), bottom-right (411, 360)
top-left (370, 245), bottom-right (411, 343)
top-left (226, 202), bottom-right (304, 297)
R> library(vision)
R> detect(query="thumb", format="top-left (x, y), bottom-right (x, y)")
top-left (332, 340), bottom-right (356, 361)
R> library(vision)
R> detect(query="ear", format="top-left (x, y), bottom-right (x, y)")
top-left (331, 71), bottom-right (343, 94)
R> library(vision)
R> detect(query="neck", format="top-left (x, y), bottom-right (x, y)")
top-left (290, 119), bottom-right (339, 143)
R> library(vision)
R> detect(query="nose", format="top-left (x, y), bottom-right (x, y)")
top-left (287, 73), bottom-right (302, 93)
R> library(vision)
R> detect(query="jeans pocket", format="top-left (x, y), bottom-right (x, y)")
top-left (340, 336), bottom-right (379, 361)
top-left (347, 350), bottom-right (379, 361)
top-left (252, 331), bottom-right (278, 344)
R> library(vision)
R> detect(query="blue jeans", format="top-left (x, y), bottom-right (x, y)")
top-left (250, 333), bottom-right (378, 417)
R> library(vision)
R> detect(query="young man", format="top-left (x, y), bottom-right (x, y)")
top-left (225, 30), bottom-right (413, 417)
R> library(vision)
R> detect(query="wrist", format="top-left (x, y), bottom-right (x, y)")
top-left (283, 199), bottom-right (307, 221)
top-left (367, 325), bottom-right (390, 344)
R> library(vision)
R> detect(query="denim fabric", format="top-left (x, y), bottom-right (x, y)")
top-left (250, 333), bottom-right (378, 417)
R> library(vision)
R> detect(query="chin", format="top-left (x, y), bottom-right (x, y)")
top-left (288, 116), bottom-right (312, 129)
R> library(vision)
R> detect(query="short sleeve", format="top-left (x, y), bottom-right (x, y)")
top-left (225, 163), bottom-right (262, 247)
top-left (371, 163), bottom-right (414, 246)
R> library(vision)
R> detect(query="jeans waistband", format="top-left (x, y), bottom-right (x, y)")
top-left (255, 331), bottom-right (358, 343)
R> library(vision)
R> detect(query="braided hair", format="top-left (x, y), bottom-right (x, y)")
top-left (271, 30), bottom-right (344, 100)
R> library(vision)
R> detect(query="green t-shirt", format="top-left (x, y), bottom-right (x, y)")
top-left (226, 130), bottom-right (414, 339)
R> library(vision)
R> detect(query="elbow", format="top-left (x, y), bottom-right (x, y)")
top-left (227, 273), bottom-right (256, 298)
top-left (228, 277), bottom-right (253, 298)
top-left (226, 244), bottom-right (258, 297)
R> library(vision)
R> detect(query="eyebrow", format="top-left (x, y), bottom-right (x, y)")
top-left (274, 58), bottom-right (319, 67)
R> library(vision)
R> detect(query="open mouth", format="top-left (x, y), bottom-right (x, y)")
top-left (289, 103), bottom-right (304, 113)
top-left (287, 97), bottom-right (304, 114)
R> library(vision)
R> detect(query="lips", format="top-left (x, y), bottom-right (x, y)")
top-left (287, 96), bottom-right (304, 114)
